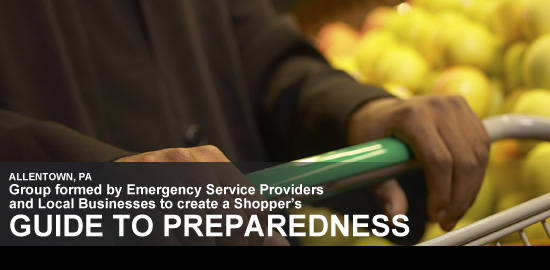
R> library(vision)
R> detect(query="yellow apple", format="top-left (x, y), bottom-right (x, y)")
top-left (328, 56), bottom-right (365, 83)
top-left (503, 41), bottom-right (528, 93)
top-left (386, 6), bottom-right (435, 47)
top-left (485, 139), bottom-right (525, 198)
top-left (422, 11), bottom-right (475, 69)
top-left (511, 89), bottom-right (550, 118)
top-left (461, 0), bottom-right (499, 32)
top-left (524, 223), bottom-right (550, 245)
top-left (486, 36), bottom-right (506, 78)
top-left (355, 29), bottom-right (400, 82)
top-left (371, 45), bottom-right (430, 93)
top-left (520, 0), bottom-right (550, 40)
top-left (414, 21), bottom-right (445, 68)
top-left (316, 22), bottom-right (361, 61)
top-left (486, 78), bottom-right (505, 117)
top-left (462, 173), bottom-right (497, 222)
top-left (432, 65), bottom-right (492, 118)
top-left (408, 0), bottom-right (462, 12)
top-left (495, 191), bottom-right (529, 213)
top-left (522, 34), bottom-right (550, 90)
top-left (522, 142), bottom-right (550, 199)
top-left (494, 191), bottom-right (530, 244)
top-left (442, 22), bottom-right (499, 72)
top-left (511, 89), bottom-right (550, 154)
top-left (492, 0), bottom-right (530, 44)
top-left (382, 83), bottom-right (415, 100)
top-left (502, 88), bottom-right (529, 113)
top-left (362, 5), bottom-right (398, 33)
top-left (418, 68), bottom-right (442, 95)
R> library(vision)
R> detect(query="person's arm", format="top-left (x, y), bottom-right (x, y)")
top-left (0, 109), bottom-right (131, 162)
top-left (229, 0), bottom-right (393, 161)
top-left (230, 0), bottom-right (491, 233)
top-left (0, 108), bottom-right (286, 245)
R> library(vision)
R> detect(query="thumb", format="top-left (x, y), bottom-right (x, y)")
top-left (368, 178), bottom-right (408, 225)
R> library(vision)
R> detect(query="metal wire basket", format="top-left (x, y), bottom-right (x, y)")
top-left (247, 114), bottom-right (550, 246)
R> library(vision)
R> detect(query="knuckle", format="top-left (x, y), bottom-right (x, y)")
top-left (428, 148), bottom-right (453, 165)
top-left (428, 96), bottom-right (448, 110)
top-left (401, 104), bottom-right (423, 119)
top-left (448, 95), bottom-right (467, 108)
top-left (458, 159), bottom-right (479, 174)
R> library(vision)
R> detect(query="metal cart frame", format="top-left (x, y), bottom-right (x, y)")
top-left (247, 114), bottom-right (550, 246)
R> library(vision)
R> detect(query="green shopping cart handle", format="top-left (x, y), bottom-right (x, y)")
top-left (245, 114), bottom-right (550, 203)
top-left (245, 137), bottom-right (414, 201)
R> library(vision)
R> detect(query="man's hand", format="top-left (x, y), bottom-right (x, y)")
top-left (347, 95), bottom-right (491, 232)
top-left (115, 146), bottom-right (289, 246)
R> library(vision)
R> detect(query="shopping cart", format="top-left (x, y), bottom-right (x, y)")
top-left (246, 114), bottom-right (550, 246)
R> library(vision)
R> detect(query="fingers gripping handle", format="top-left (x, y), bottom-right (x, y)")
top-left (246, 114), bottom-right (550, 201)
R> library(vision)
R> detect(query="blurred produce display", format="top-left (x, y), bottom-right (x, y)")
top-left (291, 0), bottom-right (550, 246)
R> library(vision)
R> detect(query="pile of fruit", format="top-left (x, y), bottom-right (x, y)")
top-left (299, 0), bottom-right (550, 246)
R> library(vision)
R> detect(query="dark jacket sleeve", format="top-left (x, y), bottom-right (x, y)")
top-left (230, 0), bottom-right (394, 160)
top-left (0, 109), bottom-right (131, 162)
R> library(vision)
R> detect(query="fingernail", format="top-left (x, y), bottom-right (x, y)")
top-left (443, 220), bottom-right (458, 232)
top-left (448, 220), bottom-right (458, 230)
